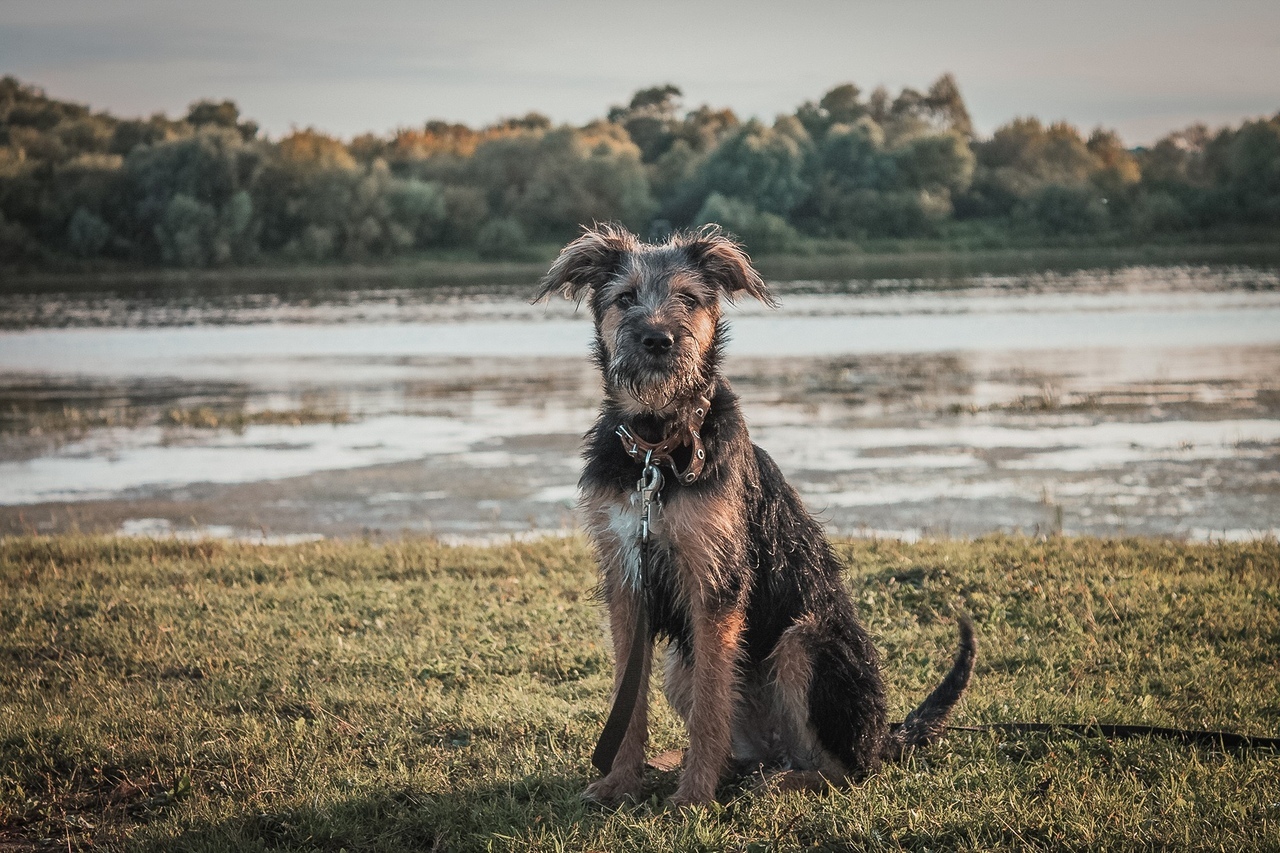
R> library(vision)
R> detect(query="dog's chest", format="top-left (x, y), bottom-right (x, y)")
top-left (597, 490), bottom-right (695, 652)
top-left (602, 491), bottom-right (671, 592)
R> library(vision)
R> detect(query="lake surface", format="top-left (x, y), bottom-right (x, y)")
top-left (1, 266), bottom-right (1277, 542)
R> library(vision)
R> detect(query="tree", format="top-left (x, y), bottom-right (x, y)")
top-left (1223, 116), bottom-right (1280, 220)
top-left (964, 118), bottom-right (1097, 217)
top-left (384, 177), bottom-right (446, 247)
top-left (5, 71), bottom-right (1280, 266)
top-left (66, 206), bottom-right (112, 257)
top-left (609, 84), bottom-right (684, 163)
top-left (186, 99), bottom-right (257, 141)
top-left (693, 119), bottom-right (812, 218)
top-left (693, 192), bottom-right (800, 253)
top-left (675, 105), bottom-right (739, 153)
top-left (1021, 183), bottom-right (1109, 234)
top-left (474, 216), bottom-right (527, 259)
top-left (892, 132), bottom-right (975, 196)
top-left (517, 126), bottom-right (655, 238)
top-left (472, 124), bottom-right (655, 241)
top-left (118, 126), bottom-right (263, 264)
top-left (923, 74), bottom-right (974, 138)
top-left (1138, 125), bottom-right (1211, 188)
top-left (276, 129), bottom-right (357, 172)
top-left (439, 185), bottom-right (488, 247)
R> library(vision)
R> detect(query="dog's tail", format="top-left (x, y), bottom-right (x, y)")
top-left (883, 617), bottom-right (976, 761)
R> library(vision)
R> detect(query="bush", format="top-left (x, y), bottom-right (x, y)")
top-left (1022, 183), bottom-right (1110, 235)
top-left (155, 193), bottom-right (218, 266)
top-left (823, 188), bottom-right (945, 238)
top-left (693, 120), bottom-right (811, 217)
top-left (439, 185), bottom-right (488, 247)
top-left (0, 211), bottom-right (37, 263)
top-left (1126, 190), bottom-right (1191, 234)
top-left (474, 217), bottom-right (528, 260)
top-left (694, 192), bottom-right (801, 253)
top-left (387, 178), bottom-right (447, 247)
top-left (66, 207), bottom-right (112, 257)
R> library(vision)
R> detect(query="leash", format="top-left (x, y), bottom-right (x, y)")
top-left (594, 395), bottom-right (714, 774)
top-left (592, 458), bottom-right (664, 775)
top-left (593, 392), bottom-right (717, 774)
top-left (638, 721), bottom-right (1280, 777)
top-left (941, 722), bottom-right (1280, 750)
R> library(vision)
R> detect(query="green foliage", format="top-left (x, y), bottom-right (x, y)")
top-left (474, 216), bottom-right (528, 260)
top-left (0, 534), bottom-right (1277, 851)
top-left (496, 125), bottom-right (656, 239)
top-left (1222, 117), bottom-right (1280, 221)
top-left (65, 206), bottom-right (112, 257)
top-left (818, 118), bottom-right (888, 192)
top-left (1021, 184), bottom-right (1111, 235)
top-left (117, 126), bottom-right (263, 265)
top-left (3, 72), bottom-right (1280, 267)
top-left (1126, 190), bottom-right (1192, 234)
top-left (893, 132), bottom-right (975, 195)
top-left (607, 84), bottom-right (684, 163)
top-left (693, 119), bottom-right (812, 217)
top-left (386, 178), bottom-right (447, 246)
top-left (154, 193), bottom-right (215, 265)
top-left (439, 184), bottom-right (489, 246)
top-left (693, 193), bottom-right (801, 253)
top-left (0, 210), bottom-right (35, 261)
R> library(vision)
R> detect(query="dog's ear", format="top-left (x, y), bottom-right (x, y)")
top-left (681, 226), bottom-right (778, 307)
top-left (533, 223), bottom-right (638, 303)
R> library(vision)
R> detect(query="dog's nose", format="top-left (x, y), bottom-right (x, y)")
top-left (642, 331), bottom-right (674, 353)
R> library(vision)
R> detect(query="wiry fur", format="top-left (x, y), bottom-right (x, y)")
top-left (536, 223), bottom-right (976, 807)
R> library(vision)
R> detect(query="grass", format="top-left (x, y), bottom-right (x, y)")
top-left (1, 534), bottom-right (1278, 851)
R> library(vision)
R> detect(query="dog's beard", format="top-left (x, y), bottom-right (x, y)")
top-left (607, 347), bottom-right (703, 411)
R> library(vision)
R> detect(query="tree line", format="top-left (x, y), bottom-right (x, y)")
top-left (1, 74), bottom-right (1278, 267)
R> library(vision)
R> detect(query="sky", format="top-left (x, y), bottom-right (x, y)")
top-left (3, 0), bottom-right (1279, 145)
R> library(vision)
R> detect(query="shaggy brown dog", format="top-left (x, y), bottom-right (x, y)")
top-left (535, 223), bottom-right (975, 807)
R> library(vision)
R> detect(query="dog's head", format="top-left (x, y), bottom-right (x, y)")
top-left (534, 223), bottom-right (777, 413)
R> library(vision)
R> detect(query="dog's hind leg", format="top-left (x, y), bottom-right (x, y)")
top-left (765, 615), bottom-right (850, 778)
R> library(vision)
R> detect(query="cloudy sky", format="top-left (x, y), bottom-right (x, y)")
top-left (3, 0), bottom-right (1278, 144)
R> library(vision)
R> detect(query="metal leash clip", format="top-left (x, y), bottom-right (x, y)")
top-left (637, 450), bottom-right (663, 545)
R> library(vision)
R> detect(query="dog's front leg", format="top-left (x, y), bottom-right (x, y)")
top-left (669, 598), bottom-right (744, 807)
top-left (584, 585), bottom-right (652, 804)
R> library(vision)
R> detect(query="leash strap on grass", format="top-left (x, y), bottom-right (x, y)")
top-left (943, 722), bottom-right (1280, 750)
top-left (592, 599), bottom-right (649, 774)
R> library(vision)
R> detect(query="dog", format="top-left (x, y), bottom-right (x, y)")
top-left (534, 223), bottom-right (975, 807)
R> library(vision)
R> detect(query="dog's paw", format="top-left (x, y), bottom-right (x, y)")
top-left (583, 771), bottom-right (644, 805)
top-left (665, 786), bottom-right (715, 809)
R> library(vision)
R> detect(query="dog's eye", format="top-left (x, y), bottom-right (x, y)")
top-left (677, 292), bottom-right (700, 308)
top-left (615, 291), bottom-right (636, 308)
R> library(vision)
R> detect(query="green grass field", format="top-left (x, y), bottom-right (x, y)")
top-left (2, 534), bottom-right (1278, 851)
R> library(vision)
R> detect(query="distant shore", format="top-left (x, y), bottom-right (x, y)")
top-left (5, 237), bottom-right (1280, 297)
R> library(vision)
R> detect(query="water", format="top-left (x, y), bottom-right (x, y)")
top-left (1, 266), bottom-right (1277, 542)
